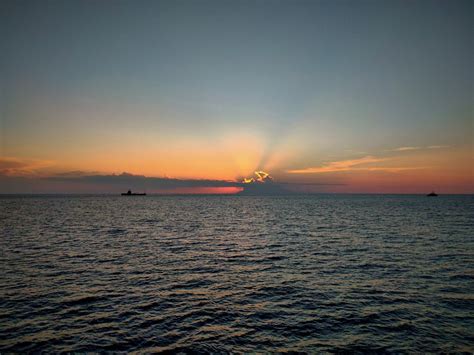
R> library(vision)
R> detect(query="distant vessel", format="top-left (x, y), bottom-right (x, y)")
top-left (426, 191), bottom-right (438, 197)
top-left (121, 190), bottom-right (146, 196)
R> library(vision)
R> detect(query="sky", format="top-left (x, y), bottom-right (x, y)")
top-left (0, 0), bottom-right (473, 194)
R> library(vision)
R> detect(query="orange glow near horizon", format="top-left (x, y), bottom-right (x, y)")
top-left (1, 142), bottom-right (472, 194)
top-left (48, 132), bottom-right (268, 181)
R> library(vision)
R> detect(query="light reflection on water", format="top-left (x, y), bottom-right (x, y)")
top-left (1, 194), bottom-right (473, 352)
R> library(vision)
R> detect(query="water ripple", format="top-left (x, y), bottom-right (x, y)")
top-left (1, 194), bottom-right (473, 352)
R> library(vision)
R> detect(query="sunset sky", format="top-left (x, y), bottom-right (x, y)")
top-left (1, 0), bottom-right (473, 193)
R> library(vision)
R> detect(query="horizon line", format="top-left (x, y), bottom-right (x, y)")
top-left (1, 192), bottom-right (472, 196)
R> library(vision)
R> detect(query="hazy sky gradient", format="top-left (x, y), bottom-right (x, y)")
top-left (1, 0), bottom-right (472, 193)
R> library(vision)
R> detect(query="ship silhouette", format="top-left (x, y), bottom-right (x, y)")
top-left (121, 189), bottom-right (146, 196)
top-left (426, 191), bottom-right (438, 197)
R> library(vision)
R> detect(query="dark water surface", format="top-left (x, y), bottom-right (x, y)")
top-left (1, 194), bottom-right (473, 352)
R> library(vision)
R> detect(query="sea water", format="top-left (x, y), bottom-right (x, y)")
top-left (1, 194), bottom-right (473, 352)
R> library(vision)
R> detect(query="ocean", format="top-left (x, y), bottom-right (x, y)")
top-left (1, 194), bottom-right (473, 352)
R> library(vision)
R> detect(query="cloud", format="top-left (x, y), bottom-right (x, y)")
top-left (0, 171), bottom-right (245, 194)
top-left (427, 145), bottom-right (449, 149)
top-left (364, 167), bottom-right (427, 172)
top-left (287, 150), bottom-right (434, 174)
top-left (0, 157), bottom-right (54, 176)
top-left (0, 169), bottom-right (343, 194)
top-left (46, 172), bottom-right (242, 189)
top-left (392, 146), bottom-right (420, 151)
top-left (52, 170), bottom-right (100, 177)
top-left (389, 145), bottom-right (449, 152)
top-left (287, 156), bottom-right (386, 174)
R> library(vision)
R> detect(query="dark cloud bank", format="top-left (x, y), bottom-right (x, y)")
top-left (0, 172), bottom-right (341, 194)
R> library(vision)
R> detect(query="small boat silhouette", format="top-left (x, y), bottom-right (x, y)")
top-left (426, 191), bottom-right (438, 197)
top-left (121, 190), bottom-right (146, 196)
